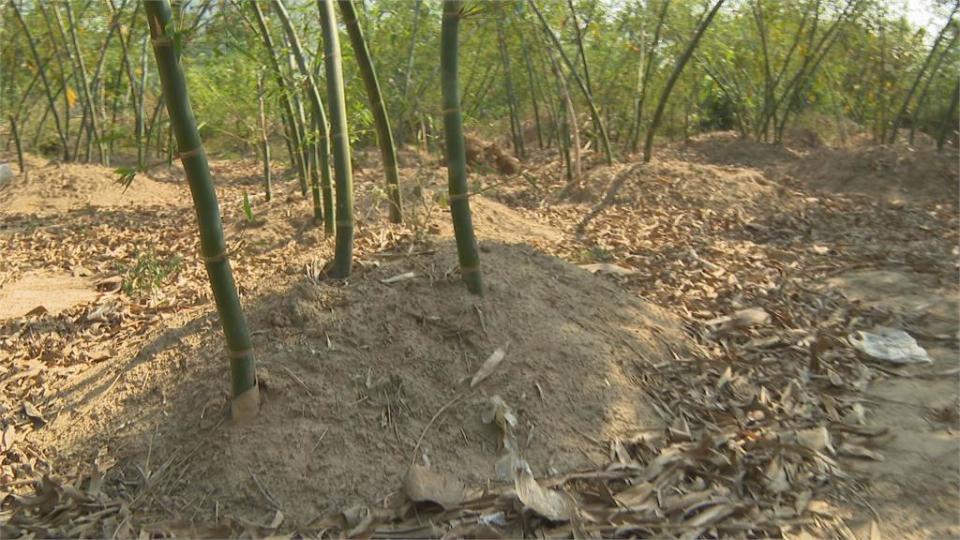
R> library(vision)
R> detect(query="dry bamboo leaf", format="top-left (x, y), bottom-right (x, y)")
top-left (837, 442), bottom-right (884, 461)
top-left (681, 502), bottom-right (735, 535)
top-left (481, 395), bottom-right (518, 431)
top-left (764, 457), bottom-right (790, 493)
top-left (24, 306), bottom-right (48, 317)
top-left (796, 427), bottom-right (833, 454)
top-left (578, 263), bottom-right (638, 276)
top-left (381, 271), bottom-right (416, 284)
top-left (470, 347), bottom-right (507, 387)
top-left (514, 469), bottom-right (576, 522)
top-left (94, 276), bottom-right (123, 293)
top-left (404, 465), bottom-right (465, 509)
top-left (22, 401), bottom-right (45, 424)
top-left (1, 424), bottom-right (15, 450)
top-left (614, 482), bottom-right (654, 509)
top-left (730, 308), bottom-right (770, 328)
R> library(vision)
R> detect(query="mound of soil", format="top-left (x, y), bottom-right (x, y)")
top-left (676, 131), bottom-right (799, 169)
top-left (0, 157), bottom-right (188, 215)
top-left (40, 239), bottom-right (688, 526)
top-left (787, 143), bottom-right (958, 203)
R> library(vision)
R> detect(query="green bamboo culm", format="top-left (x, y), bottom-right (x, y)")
top-left (318, 0), bottom-right (355, 278)
top-left (338, 0), bottom-right (403, 224)
top-left (144, 0), bottom-right (259, 420)
top-left (272, 0), bottom-right (334, 232)
top-left (441, 0), bottom-right (483, 295)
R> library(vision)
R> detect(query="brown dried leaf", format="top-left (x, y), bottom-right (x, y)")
top-left (796, 427), bottom-right (833, 454)
top-left (578, 263), bottom-right (638, 276)
top-left (1, 424), bottom-right (15, 451)
top-left (404, 465), bottom-right (465, 509)
top-left (837, 442), bottom-right (884, 461)
top-left (613, 482), bottom-right (654, 509)
top-left (22, 401), bottom-right (45, 424)
top-left (380, 271), bottom-right (416, 284)
top-left (470, 347), bottom-right (507, 388)
top-left (514, 469), bottom-right (576, 522)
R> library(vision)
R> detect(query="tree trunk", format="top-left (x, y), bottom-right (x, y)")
top-left (629, 0), bottom-right (669, 153)
top-left (144, 0), bottom-right (259, 420)
top-left (518, 28), bottom-right (545, 150)
top-left (396, 0), bottom-right (422, 146)
top-left (889, 9), bottom-right (958, 143)
top-left (273, 0), bottom-right (333, 231)
top-left (441, 0), bottom-right (483, 295)
top-left (138, 35), bottom-right (150, 168)
top-left (643, 0), bottom-right (724, 162)
top-left (257, 71), bottom-right (272, 201)
top-left (318, 0), bottom-right (355, 278)
top-left (910, 30), bottom-right (958, 145)
top-left (938, 81), bottom-right (960, 151)
top-left (338, 0), bottom-right (404, 223)
top-left (528, 0), bottom-right (613, 164)
top-left (11, 0), bottom-right (68, 161)
top-left (249, 0), bottom-right (308, 196)
top-left (9, 116), bottom-right (24, 173)
top-left (567, 0), bottom-right (598, 151)
top-left (496, 12), bottom-right (524, 159)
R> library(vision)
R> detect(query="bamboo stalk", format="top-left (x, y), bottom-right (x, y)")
top-left (318, 0), bottom-right (355, 278)
top-left (518, 27), bottom-right (544, 150)
top-left (144, 0), bottom-right (258, 420)
top-left (629, 0), bottom-right (669, 153)
top-left (338, 0), bottom-right (404, 224)
top-left (496, 12), bottom-right (524, 159)
top-left (566, 0), bottom-right (598, 151)
top-left (939, 81), bottom-right (960, 152)
top-left (272, 0), bottom-right (333, 232)
top-left (889, 11), bottom-right (958, 143)
top-left (248, 0), bottom-right (308, 196)
top-left (643, 0), bottom-right (724, 162)
top-left (10, 0), bottom-right (68, 161)
top-left (257, 71), bottom-right (272, 201)
top-left (441, 0), bottom-right (483, 295)
top-left (9, 116), bottom-right (24, 174)
top-left (528, 0), bottom-right (613, 165)
top-left (138, 35), bottom-right (150, 168)
top-left (909, 29), bottom-right (958, 145)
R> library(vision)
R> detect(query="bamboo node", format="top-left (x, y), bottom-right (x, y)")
top-left (460, 265), bottom-right (480, 274)
top-left (227, 348), bottom-right (254, 359)
top-left (336, 220), bottom-right (354, 228)
top-left (202, 251), bottom-right (229, 264)
top-left (442, 107), bottom-right (460, 115)
top-left (179, 147), bottom-right (203, 159)
top-left (151, 36), bottom-right (174, 48)
top-left (448, 192), bottom-right (470, 202)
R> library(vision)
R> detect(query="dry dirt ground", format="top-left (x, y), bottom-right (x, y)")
top-left (0, 132), bottom-right (957, 538)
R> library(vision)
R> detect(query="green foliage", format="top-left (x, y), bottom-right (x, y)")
top-left (115, 167), bottom-right (138, 191)
top-left (3, 0), bottom-right (958, 163)
top-left (115, 250), bottom-right (184, 297)
top-left (242, 191), bottom-right (255, 223)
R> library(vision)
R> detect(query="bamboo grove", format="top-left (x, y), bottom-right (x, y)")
top-left (4, 1), bottom-right (957, 173)
top-left (2, 0), bottom-right (958, 411)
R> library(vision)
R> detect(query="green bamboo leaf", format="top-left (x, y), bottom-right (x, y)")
top-left (242, 191), bottom-right (255, 223)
